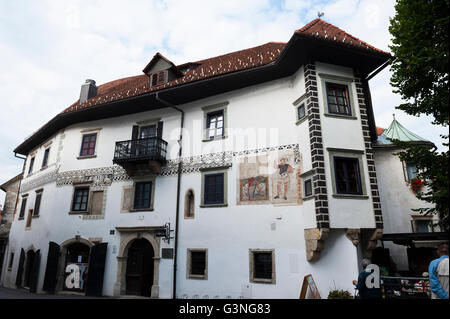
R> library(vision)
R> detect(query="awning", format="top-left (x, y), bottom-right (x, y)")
top-left (381, 232), bottom-right (449, 246)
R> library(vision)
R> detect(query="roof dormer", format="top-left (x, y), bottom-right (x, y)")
top-left (142, 52), bottom-right (183, 88)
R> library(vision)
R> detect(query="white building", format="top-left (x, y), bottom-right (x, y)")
top-left (372, 118), bottom-right (444, 276)
top-left (1, 19), bottom-right (393, 298)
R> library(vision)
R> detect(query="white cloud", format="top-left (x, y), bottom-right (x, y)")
top-left (0, 0), bottom-right (447, 205)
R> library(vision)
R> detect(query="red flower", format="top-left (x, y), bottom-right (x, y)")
top-left (410, 177), bottom-right (423, 194)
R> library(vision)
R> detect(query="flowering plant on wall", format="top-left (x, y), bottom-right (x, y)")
top-left (410, 177), bottom-right (424, 194)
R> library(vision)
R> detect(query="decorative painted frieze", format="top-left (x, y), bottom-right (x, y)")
top-left (20, 169), bottom-right (58, 193)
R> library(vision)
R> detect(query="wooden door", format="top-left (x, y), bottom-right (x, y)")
top-left (125, 239), bottom-right (154, 296)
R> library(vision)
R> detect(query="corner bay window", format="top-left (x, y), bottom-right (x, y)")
top-left (326, 82), bottom-right (351, 116)
top-left (334, 157), bottom-right (362, 195)
top-left (206, 110), bottom-right (224, 139)
top-left (72, 187), bottom-right (89, 211)
top-left (80, 133), bottom-right (97, 157)
top-left (204, 173), bottom-right (224, 205)
top-left (134, 182), bottom-right (152, 210)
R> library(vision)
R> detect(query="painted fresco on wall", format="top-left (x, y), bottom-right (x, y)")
top-left (237, 155), bottom-right (271, 205)
top-left (269, 149), bottom-right (302, 205)
top-left (237, 148), bottom-right (302, 206)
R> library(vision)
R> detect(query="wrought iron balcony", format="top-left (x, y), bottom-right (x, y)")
top-left (113, 137), bottom-right (167, 165)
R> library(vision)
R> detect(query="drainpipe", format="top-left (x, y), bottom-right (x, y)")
top-left (13, 153), bottom-right (27, 216)
top-left (155, 92), bottom-right (184, 300)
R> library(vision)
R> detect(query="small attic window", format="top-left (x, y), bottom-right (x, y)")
top-left (151, 70), bottom-right (167, 87)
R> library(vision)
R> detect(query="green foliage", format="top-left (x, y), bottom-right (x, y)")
top-left (389, 0), bottom-right (449, 231)
top-left (327, 289), bottom-right (353, 299)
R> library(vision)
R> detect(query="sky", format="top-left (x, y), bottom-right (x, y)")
top-left (0, 0), bottom-right (448, 205)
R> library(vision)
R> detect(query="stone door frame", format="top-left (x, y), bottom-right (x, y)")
top-left (114, 227), bottom-right (161, 298)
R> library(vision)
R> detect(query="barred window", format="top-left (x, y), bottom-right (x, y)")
top-left (134, 182), bottom-right (152, 209)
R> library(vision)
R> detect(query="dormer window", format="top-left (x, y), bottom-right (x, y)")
top-left (151, 71), bottom-right (167, 87)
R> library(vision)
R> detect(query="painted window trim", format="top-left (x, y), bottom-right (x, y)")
top-left (186, 248), bottom-right (208, 280)
top-left (18, 194), bottom-right (28, 220)
top-left (293, 93), bottom-right (308, 125)
top-left (249, 249), bottom-right (276, 284)
top-left (33, 189), bottom-right (43, 217)
top-left (78, 129), bottom-right (101, 158)
top-left (202, 102), bottom-right (229, 141)
top-left (69, 184), bottom-right (92, 214)
top-left (200, 168), bottom-right (228, 207)
top-left (41, 147), bottom-right (51, 169)
top-left (319, 73), bottom-right (357, 119)
top-left (129, 178), bottom-right (156, 212)
top-left (327, 148), bottom-right (368, 198)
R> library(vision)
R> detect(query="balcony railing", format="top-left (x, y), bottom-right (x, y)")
top-left (113, 137), bottom-right (168, 164)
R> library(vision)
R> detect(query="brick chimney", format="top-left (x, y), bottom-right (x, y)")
top-left (79, 79), bottom-right (97, 103)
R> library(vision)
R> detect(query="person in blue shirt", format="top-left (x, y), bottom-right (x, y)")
top-left (428, 243), bottom-right (449, 299)
top-left (353, 258), bottom-right (382, 299)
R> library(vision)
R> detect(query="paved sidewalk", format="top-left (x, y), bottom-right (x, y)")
top-left (0, 287), bottom-right (113, 299)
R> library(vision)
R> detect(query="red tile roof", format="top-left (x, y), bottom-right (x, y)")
top-left (62, 19), bottom-right (389, 115)
top-left (296, 18), bottom-right (390, 56)
top-left (62, 42), bottom-right (286, 114)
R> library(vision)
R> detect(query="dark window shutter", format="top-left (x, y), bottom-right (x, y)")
top-left (29, 249), bottom-right (41, 293)
top-left (43, 242), bottom-right (60, 293)
top-left (15, 248), bottom-right (25, 287)
top-left (157, 121), bottom-right (163, 139)
top-left (85, 243), bottom-right (108, 296)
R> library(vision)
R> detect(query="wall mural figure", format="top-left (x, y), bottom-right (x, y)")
top-left (273, 157), bottom-right (294, 200)
top-left (237, 148), bottom-right (302, 206)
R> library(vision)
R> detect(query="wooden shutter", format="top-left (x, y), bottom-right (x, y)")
top-left (43, 241), bottom-right (60, 293)
top-left (85, 243), bottom-right (108, 296)
top-left (91, 191), bottom-right (104, 215)
top-left (157, 121), bottom-right (163, 139)
top-left (29, 249), bottom-right (41, 293)
top-left (157, 71), bottom-right (166, 85)
top-left (15, 248), bottom-right (25, 287)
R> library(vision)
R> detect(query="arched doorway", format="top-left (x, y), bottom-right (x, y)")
top-left (64, 242), bottom-right (90, 292)
top-left (125, 238), bottom-right (154, 297)
top-left (23, 250), bottom-right (36, 288)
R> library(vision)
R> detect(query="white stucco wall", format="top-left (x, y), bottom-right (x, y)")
top-left (2, 61), bottom-right (377, 298)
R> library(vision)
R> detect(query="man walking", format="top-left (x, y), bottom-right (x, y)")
top-left (429, 243), bottom-right (449, 299)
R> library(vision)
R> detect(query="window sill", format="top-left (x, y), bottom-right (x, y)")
top-left (324, 113), bottom-right (357, 120)
top-left (77, 155), bottom-right (97, 160)
top-left (129, 208), bottom-right (154, 212)
top-left (202, 135), bottom-right (227, 142)
top-left (251, 278), bottom-right (275, 284)
top-left (18, 217), bottom-right (24, 220)
top-left (187, 275), bottom-right (208, 280)
top-left (332, 194), bottom-right (369, 200)
top-left (69, 211), bottom-right (89, 215)
top-left (303, 195), bottom-right (314, 201)
top-left (295, 116), bottom-right (308, 126)
top-left (40, 166), bottom-right (48, 171)
top-left (200, 203), bottom-right (228, 208)
top-left (32, 215), bottom-right (39, 219)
